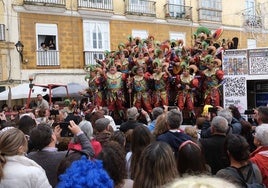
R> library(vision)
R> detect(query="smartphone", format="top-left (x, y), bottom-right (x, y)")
top-left (208, 107), bottom-right (218, 113)
top-left (244, 109), bottom-right (255, 115)
top-left (54, 122), bottom-right (73, 137)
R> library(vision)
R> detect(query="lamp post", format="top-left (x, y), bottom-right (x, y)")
top-left (26, 77), bottom-right (34, 109)
top-left (15, 41), bottom-right (24, 64)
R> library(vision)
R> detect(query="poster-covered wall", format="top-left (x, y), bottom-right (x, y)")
top-left (222, 50), bottom-right (248, 113)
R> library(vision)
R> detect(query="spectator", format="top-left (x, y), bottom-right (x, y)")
top-left (156, 109), bottom-right (191, 156)
top-left (216, 134), bottom-right (264, 187)
top-left (177, 140), bottom-right (210, 176)
top-left (98, 141), bottom-right (133, 188)
top-left (110, 130), bottom-right (126, 148)
top-left (95, 118), bottom-right (112, 146)
top-left (57, 150), bottom-right (88, 178)
top-left (128, 125), bottom-right (154, 179)
top-left (57, 156), bottom-right (113, 188)
top-left (0, 127), bottom-right (51, 187)
top-left (37, 94), bottom-right (49, 110)
top-left (199, 116), bottom-right (230, 174)
top-left (120, 107), bottom-right (144, 133)
top-left (256, 106), bottom-right (268, 126)
top-left (167, 175), bottom-right (237, 188)
top-left (28, 121), bottom-right (94, 187)
top-left (250, 125), bottom-right (268, 187)
top-left (48, 39), bottom-right (56, 50)
top-left (152, 112), bottom-right (168, 137)
top-left (18, 115), bottom-right (37, 153)
top-left (218, 108), bottom-right (242, 134)
top-left (39, 42), bottom-right (47, 50)
top-left (68, 118), bottom-right (101, 158)
top-left (101, 107), bottom-right (117, 131)
top-left (147, 107), bottom-right (163, 132)
top-left (200, 105), bottom-right (213, 138)
top-left (184, 126), bottom-right (198, 142)
top-left (133, 142), bottom-right (178, 188)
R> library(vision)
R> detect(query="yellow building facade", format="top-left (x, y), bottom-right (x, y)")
top-left (0, 0), bottom-right (268, 84)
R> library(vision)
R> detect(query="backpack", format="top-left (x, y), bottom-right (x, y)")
top-left (226, 163), bottom-right (265, 188)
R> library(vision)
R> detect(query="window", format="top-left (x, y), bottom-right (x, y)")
top-left (170, 32), bottom-right (186, 45)
top-left (169, 0), bottom-right (185, 18)
top-left (83, 20), bottom-right (110, 65)
top-left (0, 24), bottom-right (5, 41)
top-left (246, 0), bottom-right (255, 16)
top-left (247, 39), bottom-right (256, 49)
top-left (36, 24), bottom-right (59, 66)
top-left (132, 30), bottom-right (148, 40)
top-left (198, 0), bottom-right (222, 22)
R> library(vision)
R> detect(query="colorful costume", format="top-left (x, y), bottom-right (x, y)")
top-left (176, 65), bottom-right (199, 112)
top-left (84, 65), bottom-right (105, 107)
top-left (130, 66), bottom-right (152, 113)
top-left (105, 66), bottom-right (127, 112)
top-left (201, 55), bottom-right (224, 106)
top-left (151, 60), bottom-right (171, 107)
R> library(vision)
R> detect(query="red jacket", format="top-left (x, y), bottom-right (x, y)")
top-left (250, 146), bottom-right (268, 187)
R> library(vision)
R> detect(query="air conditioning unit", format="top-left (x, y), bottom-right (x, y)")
top-left (0, 24), bottom-right (5, 41)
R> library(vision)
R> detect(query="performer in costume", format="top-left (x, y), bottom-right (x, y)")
top-left (105, 60), bottom-right (127, 115)
top-left (201, 55), bottom-right (224, 107)
top-left (84, 65), bottom-right (106, 107)
top-left (128, 66), bottom-right (153, 113)
top-left (151, 59), bottom-right (172, 107)
top-left (176, 64), bottom-right (199, 115)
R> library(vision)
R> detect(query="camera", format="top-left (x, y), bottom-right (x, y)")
top-left (244, 109), bottom-right (255, 115)
top-left (208, 107), bottom-right (218, 113)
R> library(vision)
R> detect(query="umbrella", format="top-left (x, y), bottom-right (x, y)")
top-left (0, 83), bottom-right (48, 101)
top-left (52, 82), bottom-right (87, 98)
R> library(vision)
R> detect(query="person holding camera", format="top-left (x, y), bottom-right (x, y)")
top-left (27, 121), bottom-right (94, 187)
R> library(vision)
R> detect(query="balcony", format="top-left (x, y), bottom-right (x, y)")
top-left (125, 0), bottom-right (156, 17)
top-left (37, 50), bottom-right (60, 66)
top-left (164, 4), bottom-right (192, 21)
top-left (244, 15), bottom-right (262, 28)
top-left (23, 0), bottom-right (66, 12)
top-left (23, 0), bottom-right (65, 6)
top-left (84, 51), bottom-right (105, 66)
top-left (78, 0), bottom-right (113, 10)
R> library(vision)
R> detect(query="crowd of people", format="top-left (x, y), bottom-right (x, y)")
top-left (0, 29), bottom-right (266, 187)
top-left (0, 93), bottom-right (268, 187)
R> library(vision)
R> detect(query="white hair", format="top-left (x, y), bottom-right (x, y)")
top-left (255, 125), bottom-right (268, 146)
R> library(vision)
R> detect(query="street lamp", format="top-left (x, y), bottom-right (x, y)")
top-left (26, 76), bottom-right (34, 109)
top-left (15, 41), bottom-right (24, 64)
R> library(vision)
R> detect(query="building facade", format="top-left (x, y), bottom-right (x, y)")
top-left (0, 0), bottom-right (268, 108)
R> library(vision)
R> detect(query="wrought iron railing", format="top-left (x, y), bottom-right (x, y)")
top-left (84, 51), bottom-right (105, 66)
top-left (164, 3), bottom-right (192, 20)
top-left (23, 0), bottom-right (65, 6)
top-left (78, 0), bottom-right (113, 10)
top-left (37, 50), bottom-right (60, 66)
top-left (125, 0), bottom-right (156, 16)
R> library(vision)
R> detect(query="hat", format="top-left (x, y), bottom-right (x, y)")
top-left (127, 107), bottom-right (139, 120)
top-left (95, 118), bottom-right (110, 132)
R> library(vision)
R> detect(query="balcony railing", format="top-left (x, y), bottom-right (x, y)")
top-left (164, 4), bottom-right (192, 20)
top-left (84, 51), bottom-right (105, 66)
top-left (125, 0), bottom-right (156, 16)
top-left (23, 0), bottom-right (65, 6)
top-left (78, 0), bottom-right (113, 10)
top-left (37, 50), bottom-right (60, 66)
top-left (198, 8), bottom-right (222, 22)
